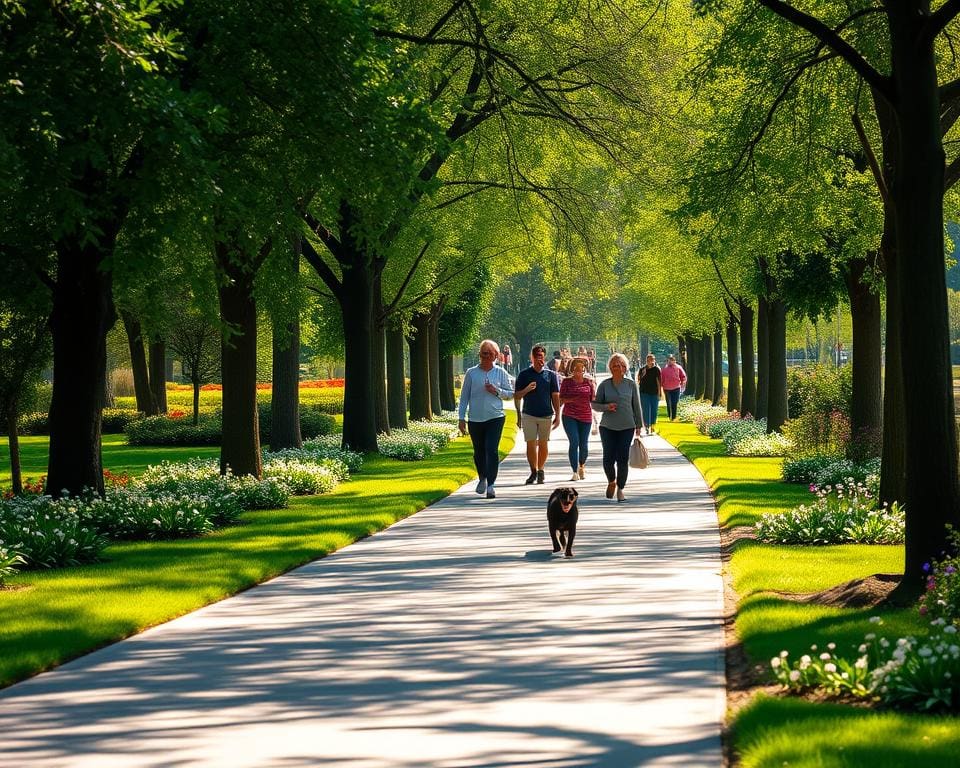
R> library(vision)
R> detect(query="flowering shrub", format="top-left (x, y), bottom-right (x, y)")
top-left (406, 419), bottom-right (460, 450)
top-left (279, 438), bottom-right (363, 474)
top-left (705, 411), bottom-right (743, 439)
top-left (781, 410), bottom-right (851, 457)
top-left (772, 617), bottom-right (960, 712)
top-left (811, 457), bottom-right (881, 488)
top-left (103, 469), bottom-right (131, 487)
top-left (721, 417), bottom-right (766, 453)
top-left (729, 431), bottom-right (793, 457)
top-left (377, 430), bottom-right (436, 460)
top-left (756, 478), bottom-right (904, 545)
top-left (920, 527), bottom-right (960, 625)
top-left (676, 399), bottom-right (725, 426)
top-left (136, 459), bottom-right (289, 511)
top-left (2, 476), bottom-right (45, 499)
top-left (79, 490), bottom-right (228, 539)
top-left (0, 495), bottom-right (108, 568)
top-left (0, 545), bottom-right (25, 585)
top-left (781, 453), bottom-right (841, 483)
top-left (262, 458), bottom-right (344, 495)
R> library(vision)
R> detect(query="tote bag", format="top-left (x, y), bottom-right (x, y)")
top-left (629, 437), bottom-right (649, 469)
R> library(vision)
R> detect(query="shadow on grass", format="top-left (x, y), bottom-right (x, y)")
top-left (733, 695), bottom-right (960, 767)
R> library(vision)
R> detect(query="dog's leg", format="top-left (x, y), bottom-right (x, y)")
top-left (565, 525), bottom-right (575, 558)
top-left (558, 529), bottom-right (566, 549)
top-left (549, 524), bottom-right (561, 553)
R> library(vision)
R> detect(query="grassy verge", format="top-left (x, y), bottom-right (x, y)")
top-left (0, 421), bottom-right (516, 688)
top-left (656, 418), bottom-right (959, 767)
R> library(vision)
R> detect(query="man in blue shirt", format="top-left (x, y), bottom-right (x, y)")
top-left (514, 344), bottom-right (561, 484)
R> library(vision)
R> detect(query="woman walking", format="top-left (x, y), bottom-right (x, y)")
top-left (592, 353), bottom-right (643, 502)
top-left (637, 353), bottom-right (663, 435)
top-left (661, 353), bottom-right (686, 421)
top-left (458, 339), bottom-right (515, 499)
top-left (559, 357), bottom-right (594, 481)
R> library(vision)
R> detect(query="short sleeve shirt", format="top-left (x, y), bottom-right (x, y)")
top-left (515, 366), bottom-right (560, 417)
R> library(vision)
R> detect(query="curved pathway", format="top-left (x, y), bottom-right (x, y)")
top-left (0, 418), bottom-right (724, 767)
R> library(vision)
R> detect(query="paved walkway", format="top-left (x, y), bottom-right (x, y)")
top-left (0, 419), bottom-right (725, 767)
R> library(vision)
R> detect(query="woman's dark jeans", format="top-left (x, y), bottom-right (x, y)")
top-left (664, 388), bottom-right (681, 419)
top-left (640, 393), bottom-right (659, 430)
top-left (562, 415), bottom-right (591, 471)
top-left (599, 426), bottom-right (634, 489)
top-left (468, 416), bottom-right (506, 485)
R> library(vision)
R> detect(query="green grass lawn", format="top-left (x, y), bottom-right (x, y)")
top-left (0, 420), bottom-right (516, 688)
top-left (656, 417), bottom-right (958, 768)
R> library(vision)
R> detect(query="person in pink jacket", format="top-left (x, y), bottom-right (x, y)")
top-left (661, 354), bottom-right (687, 421)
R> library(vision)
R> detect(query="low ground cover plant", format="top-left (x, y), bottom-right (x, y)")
top-left (277, 437), bottom-right (364, 473)
top-left (756, 478), bottom-right (904, 545)
top-left (771, 617), bottom-right (960, 712)
top-left (378, 414), bottom-right (460, 461)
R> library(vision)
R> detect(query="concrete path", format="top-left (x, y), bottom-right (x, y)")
top-left (0, 420), bottom-right (725, 767)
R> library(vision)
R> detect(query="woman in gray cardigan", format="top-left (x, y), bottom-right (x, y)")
top-left (592, 353), bottom-right (644, 501)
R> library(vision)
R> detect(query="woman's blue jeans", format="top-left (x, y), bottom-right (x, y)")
top-left (599, 426), bottom-right (634, 489)
top-left (562, 416), bottom-right (591, 471)
top-left (468, 416), bottom-right (505, 485)
top-left (640, 392), bottom-right (659, 429)
top-left (664, 388), bottom-right (681, 419)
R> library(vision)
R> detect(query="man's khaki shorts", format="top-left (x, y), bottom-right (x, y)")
top-left (522, 415), bottom-right (553, 442)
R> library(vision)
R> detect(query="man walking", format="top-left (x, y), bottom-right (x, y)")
top-left (515, 344), bottom-right (561, 484)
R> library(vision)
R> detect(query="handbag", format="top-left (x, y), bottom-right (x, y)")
top-left (629, 437), bottom-right (649, 469)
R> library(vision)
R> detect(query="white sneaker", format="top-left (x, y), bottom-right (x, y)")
top-left (616, 488), bottom-right (626, 502)
top-left (475, 478), bottom-right (487, 494)
top-left (486, 485), bottom-right (496, 499)
top-left (570, 472), bottom-right (580, 482)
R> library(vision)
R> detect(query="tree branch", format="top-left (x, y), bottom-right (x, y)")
top-left (924, 0), bottom-right (960, 47)
top-left (851, 110), bottom-right (890, 206)
top-left (754, 0), bottom-right (891, 101)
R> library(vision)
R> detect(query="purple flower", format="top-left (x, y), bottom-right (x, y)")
top-left (923, 562), bottom-right (931, 573)
top-left (920, 605), bottom-right (928, 615)
top-left (946, 565), bottom-right (957, 575)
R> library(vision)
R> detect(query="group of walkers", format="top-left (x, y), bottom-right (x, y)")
top-left (457, 340), bottom-right (687, 502)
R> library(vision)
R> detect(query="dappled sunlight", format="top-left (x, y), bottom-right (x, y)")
top-left (0, 425), bottom-right (723, 766)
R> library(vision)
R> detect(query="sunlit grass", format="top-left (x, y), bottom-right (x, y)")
top-left (733, 696), bottom-right (960, 768)
top-left (657, 416), bottom-right (955, 767)
top-left (0, 420), bottom-right (516, 688)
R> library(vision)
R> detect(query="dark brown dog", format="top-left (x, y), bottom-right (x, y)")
top-left (547, 486), bottom-right (579, 557)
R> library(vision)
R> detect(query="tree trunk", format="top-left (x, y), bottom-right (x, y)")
top-left (271, 313), bottom-right (302, 451)
top-left (192, 380), bottom-right (201, 426)
top-left (428, 304), bottom-right (443, 416)
top-left (756, 296), bottom-right (769, 420)
top-left (408, 311), bottom-right (431, 421)
top-left (690, 334), bottom-right (702, 399)
top-left (216, 242), bottom-right (262, 478)
top-left (149, 338), bottom-right (167, 414)
top-left (880, 218), bottom-right (906, 505)
top-left (120, 309), bottom-right (157, 415)
top-left (844, 255), bottom-right (883, 459)
top-left (7, 407), bottom-right (22, 496)
top-left (678, 335), bottom-right (687, 370)
top-left (726, 318), bottom-right (741, 412)
top-left (703, 332), bottom-right (714, 403)
top-left (640, 334), bottom-right (650, 360)
top-left (46, 237), bottom-right (115, 498)
top-left (739, 300), bottom-right (756, 418)
top-left (712, 328), bottom-right (723, 407)
top-left (767, 298), bottom-right (788, 433)
top-left (886, 16), bottom-right (960, 593)
top-left (372, 274), bottom-right (390, 435)
top-left (440, 355), bottom-right (457, 411)
top-left (337, 258), bottom-right (379, 453)
top-left (386, 323), bottom-right (408, 430)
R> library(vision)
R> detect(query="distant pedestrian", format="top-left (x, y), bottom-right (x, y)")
top-left (637, 353), bottom-right (662, 434)
top-left (661, 353), bottom-right (687, 421)
top-left (592, 353), bottom-right (643, 502)
top-left (587, 347), bottom-right (596, 373)
top-left (515, 344), bottom-right (561, 485)
top-left (547, 350), bottom-right (562, 373)
top-left (560, 357), bottom-right (594, 481)
top-left (458, 339), bottom-right (515, 499)
top-left (503, 344), bottom-right (513, 373)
